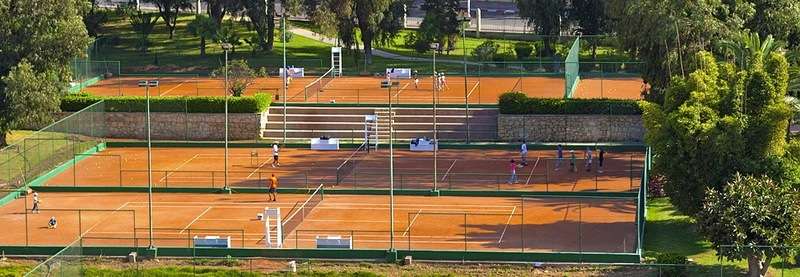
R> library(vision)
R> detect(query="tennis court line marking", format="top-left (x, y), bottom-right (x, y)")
top-left (125, 201), bottom-right (517, 209)
top-left (525, 157), bottom-right (541, 186)
top-left (158, 81), bottom-right (186, 96)
top-left (402, 209), bottom-right (422, 237)
top-left (159, 154), bottom-right (199, 182)
top-left (496, 206), bottom-right (516, 247)
top-left (441, 160), bottom-right (457, 182)
top-left (180, 206), bottom-right (212, 234)
top-left (247, 156), bottom-right (274, 178)
top-left (80, 201), bottom-right (130, 237)
top-left (125, 204), bottom-right (514, 213)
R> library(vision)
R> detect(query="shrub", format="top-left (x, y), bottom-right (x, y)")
top-left (498, 92), bottom-right (643, 115)
top-left (61, 93), bottom-right (272, 113)
top-left (514, 42), bottom-right (534, 60)
top-left (648, 174), bottom-right (667, 198)
top-left (403, 32), bottom-right (418, 49)
top-left (654, 253), bottom-right (689, 277)
top-left (472, 40), bottom-right (498, 61)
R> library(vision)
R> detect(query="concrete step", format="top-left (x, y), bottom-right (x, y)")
top-left (267, 114), bottom-right (496, 125)
top-left (265, 121), bottom-right (497, 131)
top-left (269, 106), bottom-right (498, 117)
top-left (261, 129), bottom-right (498, 140)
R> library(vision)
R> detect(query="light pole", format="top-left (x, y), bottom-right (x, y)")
top-left (430, 43), bottom-right (439, 191)
top-left (282, 13), bottom-right (288, 143)
top-left (458, 11), bottom-right (471, 143)
top-left (381, 79), bottom-right (399, 250)
top-left (222, 43), bottom-right (232, 192)
top-left (138, 79), bottom-right (158, 249)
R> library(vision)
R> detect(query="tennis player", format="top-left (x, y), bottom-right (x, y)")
top-left (598, 148), bottom-right (605, 173)
top-left (413, 70), bottom-right (420, 89)
top-left (569, 150), bottom-right (576, 172)
top-left (32, 192), bottom-right (40, 214)
top-left (555, 144), bottom-right (563, 171)
top-left (520, 140), bottom-right (528, 166)
top-left (48, 216), bottom-right (57, 229)
top-left (268, 174), bottom-right (278, 201)
top-left (440, 73), bottom-right (448, 90)
top-left (508, 159), bottom-right (519, 184)
top-left (585, 147), bottom-right (593, 172)
top-left (271, 143), bottom-right (280, 167)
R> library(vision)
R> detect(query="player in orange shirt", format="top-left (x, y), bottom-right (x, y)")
top-left (268, 174), bottom-right (278, 202)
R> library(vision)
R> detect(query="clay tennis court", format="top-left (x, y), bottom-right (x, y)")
top-left (80, 75), bottom-right (643, 103)
top-left (46, 147), bottom-right (644, 192)
top-left (0, 191), bottom-right (638, 253)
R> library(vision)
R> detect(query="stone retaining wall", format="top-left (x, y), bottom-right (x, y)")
top-left (498, 114), bottom-right (644, 142)
top-left (103, 112), bottom-right (265, 140)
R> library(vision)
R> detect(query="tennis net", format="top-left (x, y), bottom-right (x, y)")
top-left (281, 184), bottom-right (324, 242)
top-left (303, 67), bottom-right (335, 101)
top-left (335, 143), bottom-right (369, 185)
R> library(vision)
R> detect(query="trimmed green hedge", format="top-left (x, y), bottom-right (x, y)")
top-left (61, 93), bottom-right (272, 113)
top-left (498, 92), bottom-right (642, 115)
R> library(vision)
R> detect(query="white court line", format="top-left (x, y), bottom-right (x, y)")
top-left (124, 201), bottom-right (517, 209)
top-left (402, 209), bottom-right (422, 237)
top-left (247, 156), bottom-right (274, 178)
top-left (441, 160), bottom-right (458, 182)
top-left (80, 202), bottom-right (130, 237)
top-left (496, 206), bottom-right (516, 247)
top-left (525, 157), bottom-right (541, 185)
top-left (180, 206), bottom-right (212, 234)
top-left (125, 204), bottom-right (514, 213)
top-left (392, 82), bottom-right (412, 99)
top-left (159, 154), bottom-right (199, 182)
top-left (158, 81), bottom-right (186, 96)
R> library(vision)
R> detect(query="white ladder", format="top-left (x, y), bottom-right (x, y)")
top-left (331, 47), bottom-right (343, 77)
top-left (372, 108), bottom-right (395, 146)
top-left (364, 115), bottom-right (380, 151)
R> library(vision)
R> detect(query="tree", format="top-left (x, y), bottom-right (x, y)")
top-left (418, 0), bottom-right (460, 54)
top-left (214, 21), bottom-right (242, 53)
top-left (605, 0), bottom-right (742, 91)
top-left (641, 51), bottom-right (792, 215)
top-left (212, 59), bottom-right (255, 97)
top-left (187, 15), bottom-right (217, 56)
top-left (0, 0), bottom-right (91, 146)
top-left (128, 11), bottom-right (159, 53)
top-left (569, 0), bottom-right (608, 60)
top-left (739, 0), bottom-right (800, 47)
top-left (81, 0), bottom-right (110, 37)
top-left (353, 0), bottom-right (390, 65)
top-left (146, 0), bottom-right (192, 39)
top-left (698, 174), bottom-right (800, 277)
top-left (516, 0), bottom-right (567, 56)
top-left (242, 0), bottom-right (275, 52)
top-left (717, 31), bottom-right (781, 69)
top-left (204, 0), bottom-right (242, 26)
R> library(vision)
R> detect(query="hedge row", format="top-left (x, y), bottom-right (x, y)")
top-left (61, 93), bottom-right (273, 113)
top-left (498, 92), bottom-right (642, 115)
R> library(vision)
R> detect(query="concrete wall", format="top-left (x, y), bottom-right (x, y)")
top-left (104, 112), bottom-right (265, 141)
top-left (498, 114), bottom-right (644, 142)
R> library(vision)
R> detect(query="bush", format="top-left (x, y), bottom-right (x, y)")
top-left (61, 93), bottom-right (272, 113)
top-left (654, 253), bottom-right (689, 277)
top-left (472, 40), bottom-right (498, 61)
top-left (403, 32), bottom-right (418, 49)
top-left (514, 42), bottom-right (534, 60)
top-left (498, 92), bottom-right (643, 115)
top-left (648, 174), bottom-right (667, 198)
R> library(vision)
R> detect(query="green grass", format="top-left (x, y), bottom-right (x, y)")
top-left (92, 14), bottom-right (471, 75)
top-left (645, 197), bottom-right (800, 276)
top-left (0, 264), bottom-right (32, 277)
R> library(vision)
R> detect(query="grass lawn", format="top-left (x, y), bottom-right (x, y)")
top-left (92, 14), bottom-right (470, 76)
top-left (645, 197), bottom-right (800, 276)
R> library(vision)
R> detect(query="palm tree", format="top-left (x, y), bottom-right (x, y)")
top-left (716, 31), bottom-right (781, 68)
top-left (187, 15), bottom-right (218, 57)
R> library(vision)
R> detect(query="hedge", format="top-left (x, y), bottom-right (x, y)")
top-left (498, 92), bottom-right (642, 115)
top-left (61, 93), bottom-right (273, 113)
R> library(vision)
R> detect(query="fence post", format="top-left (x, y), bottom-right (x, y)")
top-left (520, 196), bottom-right (524, 253)
top-left (463, 213), bottom-right (468, 257)
top-left (78, 210), bottom-right (83, 237)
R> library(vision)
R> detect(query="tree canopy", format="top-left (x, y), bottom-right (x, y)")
top-left (0, 0), bottom-right (90, 146)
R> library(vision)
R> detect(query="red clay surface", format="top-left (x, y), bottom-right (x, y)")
top-left (0, 192), bottom-right (637, 253)
top-left (46, 147), bottom-right (644, 192)
top-left (80, 76), bottom-right (643, 103)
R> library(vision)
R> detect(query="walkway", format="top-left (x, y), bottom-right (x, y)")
top-left (289, 27), bottom-right (481, 66)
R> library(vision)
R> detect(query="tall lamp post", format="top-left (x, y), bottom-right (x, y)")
top-left (282, 13), bottom-right (288, 143)
top-left (458, 11), bottom-right (471, 143)
top-left (381, 79), bottom-right (399, 250)
top-left (138, 79), bottom-right (158, 249)
top-left (430, 43), bottom-right (439, 191)
top-left (221, 43), bottom-right (232, 192)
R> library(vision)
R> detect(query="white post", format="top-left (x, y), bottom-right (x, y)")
top-left (196, 0), bottom-right (201, 14)
top-left (476, 9), bottom-right (482, 38)
top-left (403, 4), bottom-right (408, 28)
top-left (388, 83), bottom-right (395, 251)
top-left (282, 15), bottom-right (288, 143)
top-left (145, 83), bottom-right (154, 249)
top-left (136, 0), bottom-right (141, 10)
top-left (222, 44), bottom-right (231, 192)
top-left (467, 0), bottom-right (470, 15)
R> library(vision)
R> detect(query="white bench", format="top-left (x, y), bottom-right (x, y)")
top-left (315, 235), bottom-right (352, 249)
top-left (193, 236), bottom-right (231, 248)
top-left (410, 138), bottom-right (437, 152)
top-left (311, 138), bottom-right (340, 150)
